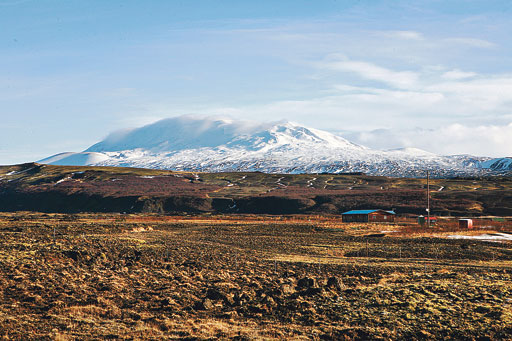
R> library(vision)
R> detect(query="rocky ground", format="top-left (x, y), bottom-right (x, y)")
top-left (1, 213), bottom-right (512, 339)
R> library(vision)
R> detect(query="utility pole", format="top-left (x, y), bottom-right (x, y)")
top-left (427, 170), bottom-right (431, 228)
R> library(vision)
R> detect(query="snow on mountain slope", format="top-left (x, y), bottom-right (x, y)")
top-left (386, 147), bottom-right (437, 157)
top-left (39, 115), bottom-right (500, 177)
top-left (38, 152), bottom-right (109, 166)
top-left (86, 115), bottom-right (363, 153)
top-left (479, 158), bottom-right (512, 171)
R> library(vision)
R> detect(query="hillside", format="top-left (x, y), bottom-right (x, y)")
top-left (1, 163), bottom-right (511, 216)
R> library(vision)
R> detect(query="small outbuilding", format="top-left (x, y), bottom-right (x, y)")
top-left (459, 219), bottom-right (473, 229)
top-left (342, 209), bottom-right (396, 223)
top-left (418, 216), bottom-right (438, 226)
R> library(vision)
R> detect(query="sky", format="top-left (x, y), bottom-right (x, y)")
top-left (1, 0), bottom-right (512, 164)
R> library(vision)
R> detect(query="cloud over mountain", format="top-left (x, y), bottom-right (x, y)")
top-left (39, 115), bottom-right (508, 177)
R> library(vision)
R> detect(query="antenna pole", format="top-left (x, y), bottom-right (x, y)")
top-left (427, 170), bottom-right (430, 228)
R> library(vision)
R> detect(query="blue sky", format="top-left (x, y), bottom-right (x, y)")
top-left (1, 0), bottom-right (512, 163)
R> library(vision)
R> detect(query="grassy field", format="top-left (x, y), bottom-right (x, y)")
top-left (1, 212), bottom-right (512, 339)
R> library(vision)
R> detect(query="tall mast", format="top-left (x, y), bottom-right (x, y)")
top-left (427, 170), bottom-right (430, 228)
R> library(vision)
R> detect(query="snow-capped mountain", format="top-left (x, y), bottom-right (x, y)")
top-left (38, 115), bottom-right (502, 177)
top-left (85, 116), bottom-right (365, 154)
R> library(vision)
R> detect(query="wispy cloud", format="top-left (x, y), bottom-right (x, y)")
top-left (444, 37), bottom-right (496, 48)
top-left (188, 56), bottom-right (512, 141)
top-left (425, 76), bottom-right (512, 111)
top-left (376, 30), bottom-right (424, 40)
top-left (316, 56), bottom-right (419, 89)
top-left (441, 70), bottom-right (478, 80)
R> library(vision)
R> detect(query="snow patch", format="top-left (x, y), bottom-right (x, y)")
top-left (447, 233), bottom-right (512, 242)
top-left (55, 177), bottom-right (71, 185)
top-left (5, 167), bottom-right (35, 176)
top-left (38, 152), bottom-right (109, 166)
top-left (386, 147), bottom-right (437, 157)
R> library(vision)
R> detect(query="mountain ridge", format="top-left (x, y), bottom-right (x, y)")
top-left (39, 115), bottom-right (506, 177)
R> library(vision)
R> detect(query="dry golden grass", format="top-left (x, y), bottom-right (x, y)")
top-left (1, 212), bottom-right (512, 339)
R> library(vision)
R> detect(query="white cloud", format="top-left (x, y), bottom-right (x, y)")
top-left (342, 123), bottom-right (512, 157)
top-left (425, 76), bottom-right (512, 111)
top-left (317, 56), bottom-right (419, 89)
top-left (444, 37), bottom-right (496, 49)
top-left (184, 66), bottom-right (512, 134)
top-left (307, 50), bottom-right (512, 126)
top-left (377, 30), bottom-right (424, 40)
top-left (332, 85), bottom-right (444, 104)
top-left (441, 70), bottom-right (478, 80)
